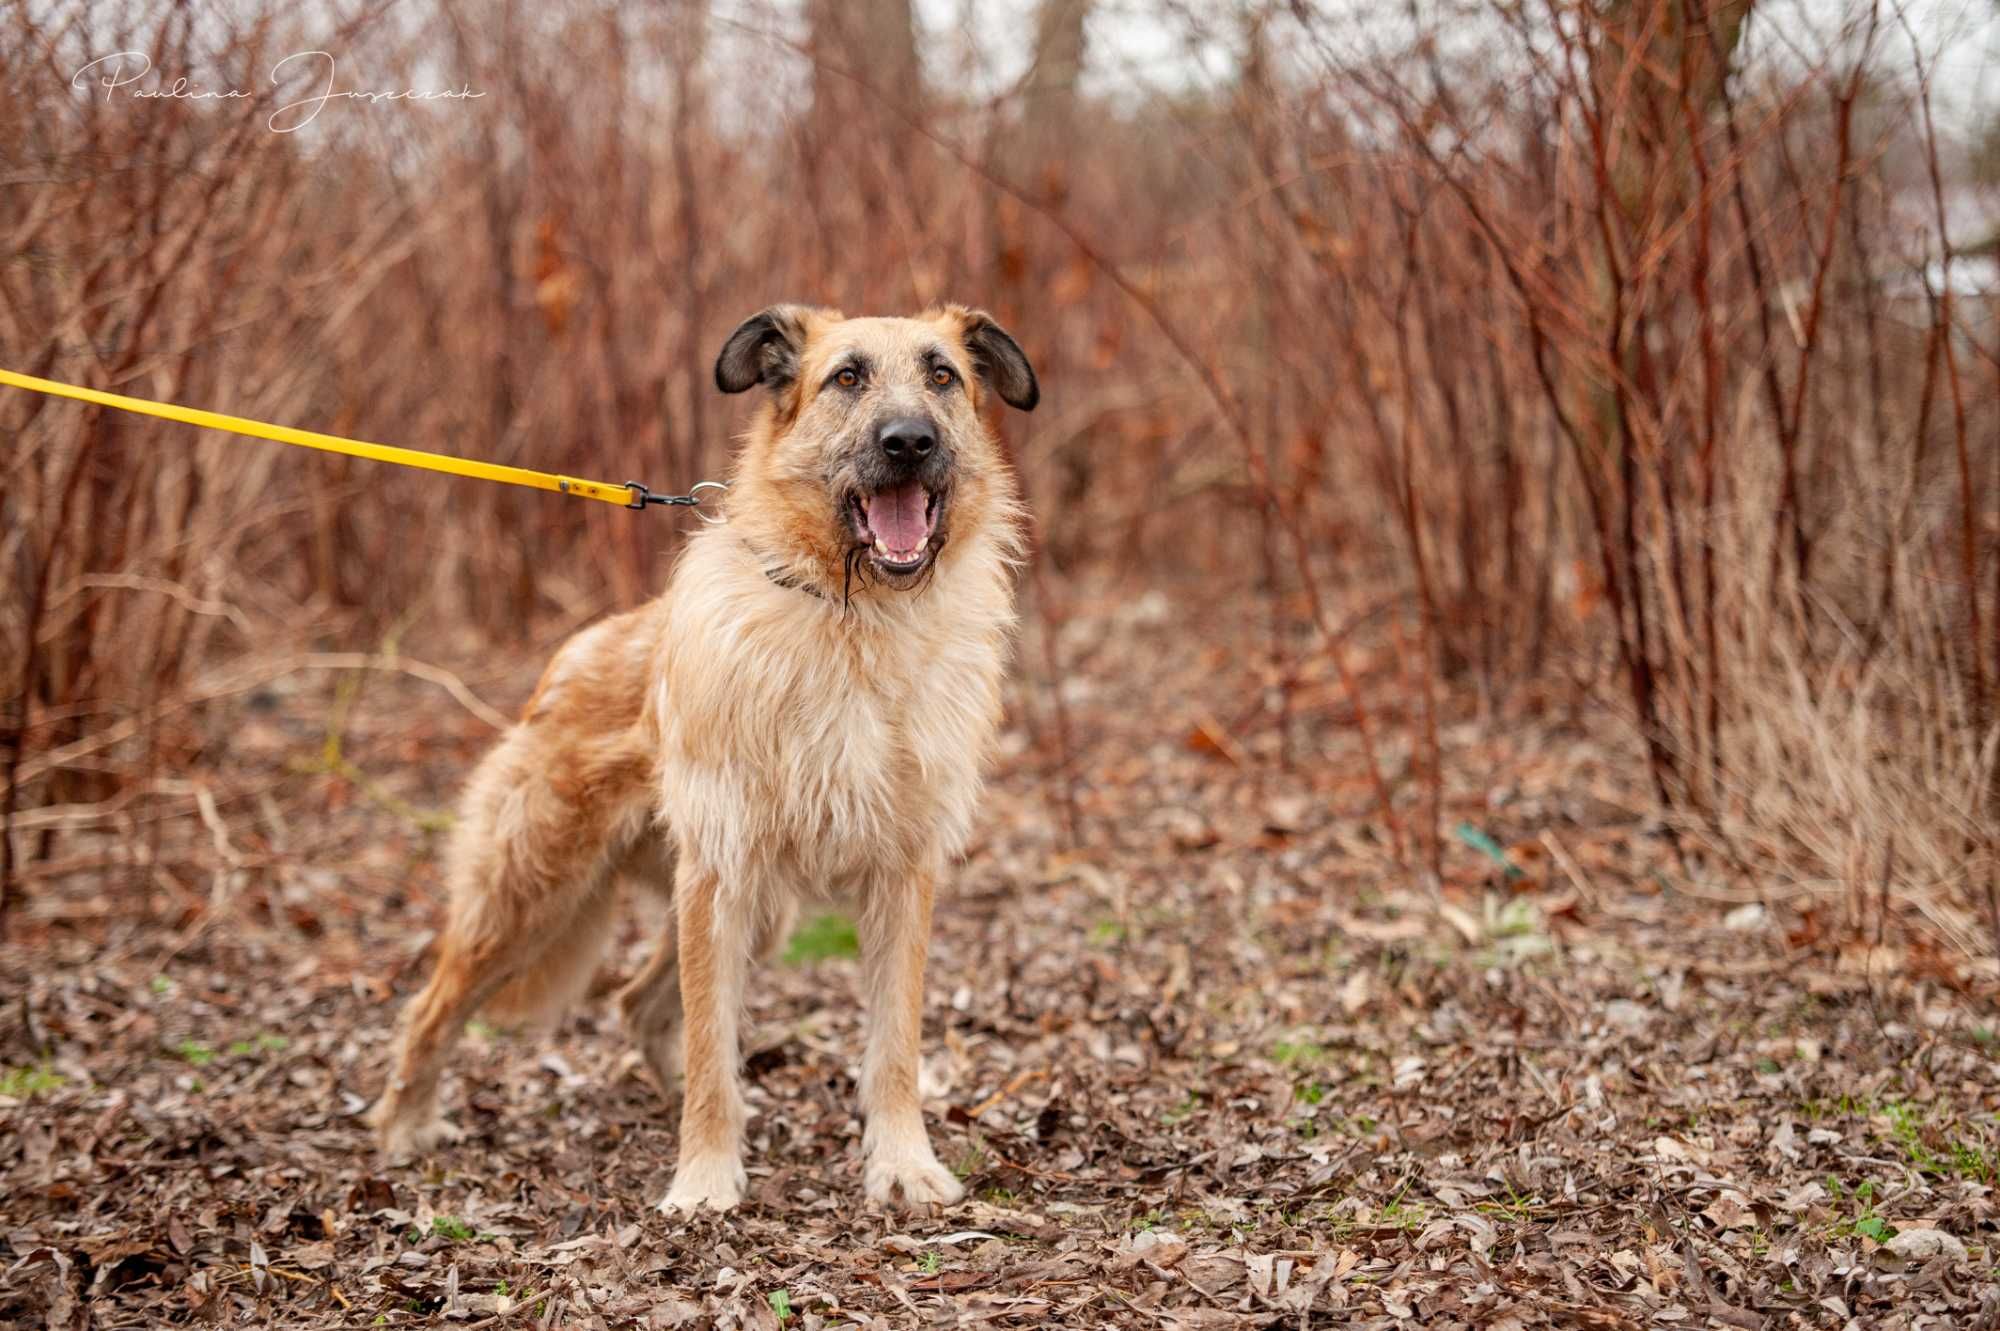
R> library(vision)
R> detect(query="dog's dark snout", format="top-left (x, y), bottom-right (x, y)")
top-left (876, 416), bottom-right (937, 464)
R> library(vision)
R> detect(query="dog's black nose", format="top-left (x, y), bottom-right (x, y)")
top-left (876, 416), bottom-right (937, 463)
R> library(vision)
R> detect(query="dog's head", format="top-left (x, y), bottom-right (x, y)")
top-left (715, 304), bottom-right (1037, 592)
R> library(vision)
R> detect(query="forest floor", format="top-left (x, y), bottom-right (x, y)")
top-left (4, 578), bottom-right (1999, 1330)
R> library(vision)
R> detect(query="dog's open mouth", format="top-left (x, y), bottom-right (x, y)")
top-left (850, 482), bottom-right (942, 575)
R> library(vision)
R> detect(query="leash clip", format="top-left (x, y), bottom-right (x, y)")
top-left (624, 479), bottom-right (728, 521)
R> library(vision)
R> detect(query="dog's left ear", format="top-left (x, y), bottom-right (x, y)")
top-left (951, 308), bottom-right (1039, 411)
top-left (715, 304), bottom-right (815, 395)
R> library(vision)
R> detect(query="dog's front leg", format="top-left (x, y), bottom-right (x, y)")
top-left (659, 862), bottom-right (752, 1214)
top-left (858, 873), bottom-right (965, 1207)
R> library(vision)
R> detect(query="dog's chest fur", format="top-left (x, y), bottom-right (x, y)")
top-left (651, 530), bottom-right (1012, 896)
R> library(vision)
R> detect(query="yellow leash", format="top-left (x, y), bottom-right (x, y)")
top-left (0, 366), bottom-right (723, 512)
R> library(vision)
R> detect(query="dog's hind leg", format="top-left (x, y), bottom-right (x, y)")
top-left (616, 835), bottom-right (683, 1095)
top-left (370, 719), bottom-right (649, 1162)
top-left (367, 922), bottom-right (530, 1162)
top-left (370, 871), bottom-right (619, 1163)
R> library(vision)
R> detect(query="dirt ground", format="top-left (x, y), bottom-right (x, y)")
top-left (4, 581), bottom-right (1998, 1329)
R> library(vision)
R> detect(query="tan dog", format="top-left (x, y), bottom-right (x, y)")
top-left (367, 304), bottom-right (1037, 1214)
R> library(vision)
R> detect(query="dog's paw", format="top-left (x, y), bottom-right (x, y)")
top-left (865, 1152), bottom-right (966, 1208)
top-left (658, 1156), bottom-right (747, 1216)
top-left (376, 1113), bottom-right (465, 1164)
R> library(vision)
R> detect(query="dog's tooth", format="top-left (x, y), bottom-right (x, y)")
top-left (874, 538), bottom-right (888, 556)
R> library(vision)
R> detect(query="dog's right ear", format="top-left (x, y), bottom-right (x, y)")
top-left (715, 305), bottom-right (813, 394)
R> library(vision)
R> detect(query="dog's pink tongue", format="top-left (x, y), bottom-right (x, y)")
top-left (865, 483), bottom-right (930, 554)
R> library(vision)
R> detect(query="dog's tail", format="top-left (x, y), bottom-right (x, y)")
top-left (478, 892), bottom-right (620, 1032)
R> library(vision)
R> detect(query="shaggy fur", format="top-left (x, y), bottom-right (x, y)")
top-left (368, 304), bottom-right (1035, 1214)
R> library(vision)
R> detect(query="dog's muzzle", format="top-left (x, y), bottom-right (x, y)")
top-left (850, 416), bottom-right (951, 577)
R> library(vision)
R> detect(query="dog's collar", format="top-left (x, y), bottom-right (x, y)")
top-left (741, 539), bottom-right (832, 602)
top-left (762, 564), bottom-right (829, 601)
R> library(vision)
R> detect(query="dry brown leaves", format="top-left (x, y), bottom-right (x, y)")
top-left (4, 585), bottom-right (1998, 1328)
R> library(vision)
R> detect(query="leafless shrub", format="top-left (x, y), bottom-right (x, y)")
top-left (4, 0), bottom-right (1997, 954)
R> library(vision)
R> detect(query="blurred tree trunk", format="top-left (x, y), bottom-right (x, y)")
top-left (999, 0), bottom-right (1090, 195)
top-left (670, 6), bottom-right (710, 491)
top-left (809, 0), bottom-right (921, 121)
top-left (1023, 0), bottom-right (1088, 144)
top-left (805, 0), bottom-right (924, 306)
top-left (994, 0), bottom-right (1092, 563)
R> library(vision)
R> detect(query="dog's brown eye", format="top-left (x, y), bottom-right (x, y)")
top-left (836, 368), bottom-right (859, 389)
top-left (931, 366), bottom-right (955, 388)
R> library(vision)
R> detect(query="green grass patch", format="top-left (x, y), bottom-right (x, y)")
top-left (1826, 1178), bottom-right (1898, 1243)
top-left (226, 1033), bottom-right (290, 1058)
top-left (173, 1039), bottom-right (217, 1067)
top-left (172, 1033), bottom-right (289, 1066)
top-left (1852, 1215), bottom-right (1895, 1242)
top-left (1800, 1094), bottom-right (1998, 1184)
top-left (419, 1215), bottom-right (481, 1243)
top-left (492, 1282), bottom-right (541, 1313)
top-left (0, 1063), bottom-right (65, 1097)
top-left (1475, 1178), bottom-right (1541, 1220)
top-left (1880, 1098), bottom-right (1998, 1184)
top-left (1272, 1038), bottom-right (1327, 1066)
top-left (1356, 1200), bottom-right (1427, 1233)
top-left (782, 912), bottom-right (859, 965)
top-left (1290, 1082), bottom-right (1331, 1137)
